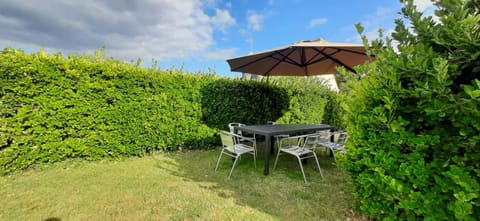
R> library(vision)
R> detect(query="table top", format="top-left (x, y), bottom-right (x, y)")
top-left (237, 124), bottom-right (333, 136)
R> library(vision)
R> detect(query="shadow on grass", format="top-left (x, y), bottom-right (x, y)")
top-left (155, 142), bottom-right (365, 221)
top-left (43, 218), bottom-right (61, 221)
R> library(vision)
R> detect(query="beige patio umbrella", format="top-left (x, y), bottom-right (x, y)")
top-left (227, 38), bottom-right (372, 76)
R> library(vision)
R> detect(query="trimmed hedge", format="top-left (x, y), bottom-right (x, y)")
top-left (200, 77), bottom-right (334, 130)
top-left (0, 48), bottom-right (219, 174)
top-left (271, 77), bottom-right (331, 125)
top-left (200, 79), bottom-right (290, 130)
top-left (343, 0), bottom-right (480, 220)
top-left (0, 48), bottom-right (335, 175)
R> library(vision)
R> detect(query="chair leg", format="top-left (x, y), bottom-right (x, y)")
top-left (331, 148), bottom-right (336, 161)
top-left (253, 134), bottom-right (258, 156)
top-left (312, 152), bottom-right (323, 178)
top-left (329, 146), bottom-right (341, 168)
top-left (273, 150), bottom-right (281, 170)
top-left (228, 156), bottom-right (240, 178)
top-left (215, 150), bottom-right (224, 171)
top-left (253, 152), bottom-right (256, 169)
top-left (297, 157), bottom-right (308, 184)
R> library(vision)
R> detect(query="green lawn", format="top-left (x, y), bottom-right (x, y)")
top-left (0, 149), bottom-right (366, 221)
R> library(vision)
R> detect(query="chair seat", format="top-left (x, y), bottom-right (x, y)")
top-left (225, 144), bottom-right (255, 155)
top-left (318, 141), bottom-right (343, 150)
top-left (273, 134), bottom-right (323, 183)
top-left (317, 131), bottom-right (348, 163)
top-left (279, 145), bottom-right (314, 157)
top-left (238, 136), bottom-right (255, 143)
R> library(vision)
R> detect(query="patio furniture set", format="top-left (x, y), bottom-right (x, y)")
top-left (220, 38), bottom-right (365, 184)
top-left (214, 122), bottom-right (348, 183)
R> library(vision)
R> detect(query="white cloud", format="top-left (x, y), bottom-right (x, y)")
top-left (344, 6), bottom-right (397, 43)
top-left (346, 1), bottom-right (437, 48)
top-left (308, 18), bottom-right (328, 28)
top-left (202, 47), bottom-right (237, 60)
top-left (268, 0), bottom-right (274, 5)
top-left (247, 11), bottom-right (264, 31)
top-left (0, 0), bottom-right (236, 61)
top-left (376, 7), bottom-right (394, 16)
top-left (413, 0), bottom-right (439, 22)
top-left (363, 28), bottom-right (395, 42)
top-left (211, 8), bottom-right (236, 32)
top-left (413, 0), bottom-right (434, 12)
top-left (239, 29), bottom-right (248, 36)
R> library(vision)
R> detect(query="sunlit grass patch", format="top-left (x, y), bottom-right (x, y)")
top-left (0, 150), bottom-right (366, 221)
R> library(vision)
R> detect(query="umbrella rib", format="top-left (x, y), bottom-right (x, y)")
top-left (231, 48), bottom-right (300, 72)
top-left (307, 49), bottom-right (340, 65)
top-left (312, 48), bottom-right (357, 73)
top-left (265, 49), bottom-right (298, 75)
top-left (230, 49), bottom-right (289, 71)
top-left (271, 50), bottom-right (301, 66)
top-left (305, 47), bottom-right (329, 65)
top-left (231, 54), bottom-right (271, 71)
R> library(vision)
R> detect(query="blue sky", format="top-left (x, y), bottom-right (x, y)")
top-left (0, 0), bottom-right (435, 77)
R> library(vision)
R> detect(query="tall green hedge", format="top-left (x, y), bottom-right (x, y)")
top-left (271, 77), bottom-right (331, 125)
top-left (0, 48), bottom-right (335, 175)
top-left (200, 79), bottom-right (290, 130)
top-left (200, 77), bottom-right (334, 130)
top-left (0, 48), bottom-right (219, 174)
top-left (343, 0), bottom-right (480, 220)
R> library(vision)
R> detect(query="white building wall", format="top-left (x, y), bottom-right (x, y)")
top-left (241, 73), bottom-right (339, 92)
top-left (316, 74), bottom-right (339, 92)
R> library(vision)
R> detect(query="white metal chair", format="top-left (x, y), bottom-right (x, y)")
top-left (215, 131), bottom-right (257, 178)
top-left (273, 133), bottom-right (323, 183)
top-left (317, 130), bottom-right (333, 155)
top-left (318, 131), bottom-right (347, 161)
top-left (228, 122), bottom-right (246, 136)
top-left (228, 122), bottom-right (257, 153)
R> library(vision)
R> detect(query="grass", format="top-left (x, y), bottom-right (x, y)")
top-left (0, 148), bottom-right (366, 221)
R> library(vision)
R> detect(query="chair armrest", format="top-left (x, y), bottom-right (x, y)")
top-left (230, 132), bottom-right (256, 146)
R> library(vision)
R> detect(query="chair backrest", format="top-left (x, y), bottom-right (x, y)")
top-left (220, 131), bottom-right (235, 148)
top-left (316, 130), bottom-right (331, 143)
top-left (279, 135), bottom-right (302, 148)
top-left (336, 132), bottom-right (348, 144)
top-left (228, 122), bottom-right (245, 135)
top-left (303, 134), bottom-right (320, 150)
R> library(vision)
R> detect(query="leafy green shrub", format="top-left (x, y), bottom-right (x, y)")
top-left (200, 79), bottom-right (290, 130)
top-left (322, 91), bottom-right (346, 130)
top-left (342, 0), bottom-right (480, 220)
top-left (271, 77), bottom-right (331, 125)
top-left (200, 76), bottom-right (336, 130)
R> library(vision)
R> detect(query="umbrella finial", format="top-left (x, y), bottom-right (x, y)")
top-left (299, 38), bottom-right (328, 44)
top-left (313, 37), bottom-right (327, 43)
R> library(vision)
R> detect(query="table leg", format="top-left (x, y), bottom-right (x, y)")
top-left (270, 136), bottom-right (275, 154)
top-left (264, 135), bottom-right (271, 175)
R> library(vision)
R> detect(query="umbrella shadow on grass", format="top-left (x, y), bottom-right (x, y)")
top-left (154, 141), bottom-right (363, 221)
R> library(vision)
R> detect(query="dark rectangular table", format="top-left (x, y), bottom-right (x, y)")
top-left (237, 124), bottom-right (333, 175)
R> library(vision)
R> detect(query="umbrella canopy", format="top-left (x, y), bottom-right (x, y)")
top-left (227, 39), bottom-right (372, 76)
